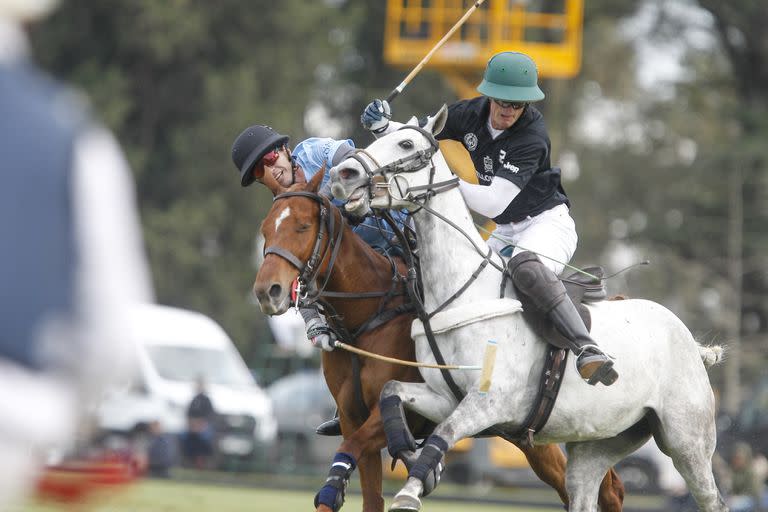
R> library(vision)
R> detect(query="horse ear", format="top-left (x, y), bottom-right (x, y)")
top-left (430, 104), bottom-right (448, 136)
top-left (308, 164), bottom-right (326, 193)
top-left (262, 166), bottom-right (287, 196)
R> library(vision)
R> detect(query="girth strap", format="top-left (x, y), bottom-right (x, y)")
top-left (515, 347), bottom-right (569, 446)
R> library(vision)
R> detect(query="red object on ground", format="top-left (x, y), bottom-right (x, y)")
top-left (35, 454), bottom-right (139, 504)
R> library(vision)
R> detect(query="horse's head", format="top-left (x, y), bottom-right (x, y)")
top-left (252, 170), bottom-right (328, 315)
top-left (330, 105), bottom-right (448, 216)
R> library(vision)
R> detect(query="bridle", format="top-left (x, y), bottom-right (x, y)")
top-left (262, 191), bottom-right (410, 332)
top-left (263, 191), bottom-right (345, 307)
top-left (343, 125), bottom-right (460, 208)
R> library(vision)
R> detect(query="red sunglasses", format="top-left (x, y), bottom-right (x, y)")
top-left (252, 147), bottom-right (282, 180)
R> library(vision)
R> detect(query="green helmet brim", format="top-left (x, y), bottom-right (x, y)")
top-left (477, 80), bottom-right (545, 102)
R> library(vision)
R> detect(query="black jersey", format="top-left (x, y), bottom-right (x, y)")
top-left (438, 97), bottom-right (569, 223)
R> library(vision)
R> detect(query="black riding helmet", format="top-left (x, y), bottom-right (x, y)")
top-left (231, 125), bottom-right (290, 187)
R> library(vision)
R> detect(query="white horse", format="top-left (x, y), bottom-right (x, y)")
top-left (329, 106), bottom-right (727, 512)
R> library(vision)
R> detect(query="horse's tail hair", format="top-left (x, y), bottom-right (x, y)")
top-left (697, 343), bottom-right (725, 367)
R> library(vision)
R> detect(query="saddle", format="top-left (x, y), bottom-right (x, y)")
top-left (563, 265), bottom-right (607, 330)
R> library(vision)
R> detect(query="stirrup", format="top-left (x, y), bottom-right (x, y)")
top-left (574, 343), bottom-right (604, 359)
top-left (583, 358), bottom-right (618, 386)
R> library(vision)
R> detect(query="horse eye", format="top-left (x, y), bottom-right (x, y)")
top-left (399, 140), bottom-right (414, 150)
top-left (296, 223), bottom-right (311, 233)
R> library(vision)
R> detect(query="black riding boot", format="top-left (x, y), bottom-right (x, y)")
top-left (508, 251), bottom-right (618, 386)
top-left (316, 410), bottom-right (342, 436)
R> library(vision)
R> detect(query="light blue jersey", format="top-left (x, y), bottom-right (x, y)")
top-left (292, 137), bottom-right (408, 253)
top-left (293, 137), bottom-right (353, 188)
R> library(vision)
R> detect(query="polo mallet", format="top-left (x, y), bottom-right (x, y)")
top-left (385, 0), bottom-right (488, 103)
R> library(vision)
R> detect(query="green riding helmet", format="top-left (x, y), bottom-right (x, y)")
top-left (477, 52), bottom-right (545, 103)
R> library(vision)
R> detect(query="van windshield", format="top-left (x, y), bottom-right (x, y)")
top-left (146, 346), bottom-right (253, 386)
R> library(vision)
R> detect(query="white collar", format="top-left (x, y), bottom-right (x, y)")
top-left (486, 115), bottom-right (504, 140)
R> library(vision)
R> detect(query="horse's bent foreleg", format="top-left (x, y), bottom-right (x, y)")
top-left (390, 391), bottom-right (502, 512)
top-left (379, 381), bottom-right (456, 465)
top-left (380, 381), bottom-right (457, 426)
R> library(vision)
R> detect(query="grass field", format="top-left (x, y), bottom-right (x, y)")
top-left (25, 478), bottom-right (566, 512)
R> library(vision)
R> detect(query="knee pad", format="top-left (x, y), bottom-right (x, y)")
top-left (508, 251), bottom-right (566, 312)
top-left (409, 435), bottom-right (448, 497)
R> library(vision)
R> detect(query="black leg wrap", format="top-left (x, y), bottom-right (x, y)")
top-left (381, 395), bottom-right (417, 459)
top-left (409, 435), bottom-right (448, 497)
top-left (314, 453), bottom-right (356, 512)
top-left (508, 251), bottom-right (567, 312)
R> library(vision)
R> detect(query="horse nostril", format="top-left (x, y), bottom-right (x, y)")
top-left (340, 168), bottom-right (356, 180)
top-left (268, 284), bottom-right (282, 299)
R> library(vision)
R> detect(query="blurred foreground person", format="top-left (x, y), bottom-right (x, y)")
top-left (0, 0), bottom-right (153, 509)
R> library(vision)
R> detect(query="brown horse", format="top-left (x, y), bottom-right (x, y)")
top-left (252, 170), bottom-right (624, 512)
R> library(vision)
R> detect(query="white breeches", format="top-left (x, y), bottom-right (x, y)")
top-left (487, 203), bottom-right (577, 275)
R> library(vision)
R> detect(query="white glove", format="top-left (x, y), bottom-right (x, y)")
top-left (361, 99), bottom-right (391, 133)
top-left (306, 317), bottom-right (336, 352)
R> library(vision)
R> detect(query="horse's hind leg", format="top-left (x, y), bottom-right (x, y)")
top-left (518, 443), bottom-right (625, 512)
top-left (516, 443), bottom-right (569, 505)
top-left (651, 406), bottom-right (727, 511)
top-left (599, 468), bottom-right (626, 512)
top-left (357, 449), bottom-right (384, 512)
top-left (564, 419), bottom-right (652, 512)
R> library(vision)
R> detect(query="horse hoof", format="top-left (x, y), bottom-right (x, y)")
top-left (389, 494), bottom-right (421, 512)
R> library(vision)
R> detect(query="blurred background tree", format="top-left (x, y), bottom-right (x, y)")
top-left (28, 0), bottom-right (766, 405)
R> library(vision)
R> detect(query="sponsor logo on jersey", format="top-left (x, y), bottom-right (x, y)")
top-left (483, 155), bottom-right (494, 176)
top-left (463, 132), bottom-right (478, 151)
top-left (498, 149), bottom-right (520, 173)
top-left (503, 162), bottom-right (520, 173)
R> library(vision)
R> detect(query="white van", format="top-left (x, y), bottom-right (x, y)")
top-left (95, 304), bottom-right (277, 458)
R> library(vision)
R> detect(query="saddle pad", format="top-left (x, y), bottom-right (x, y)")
top-left (411, 298), bottom-right (523, 338)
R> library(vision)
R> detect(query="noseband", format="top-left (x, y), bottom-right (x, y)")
top-left (263, 191), bottom-right (344, 306)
